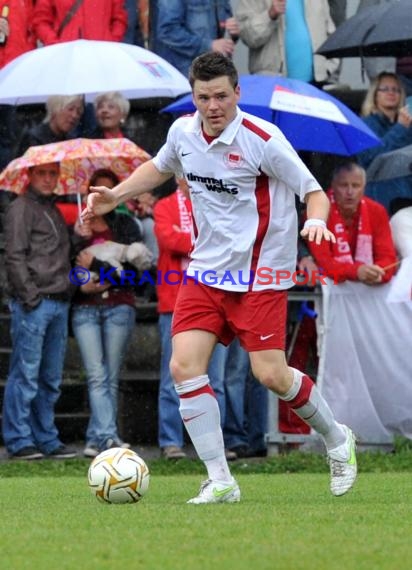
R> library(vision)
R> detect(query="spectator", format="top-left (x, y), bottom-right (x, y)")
top-left (32, 0), bottom-right (127, 45)
top-left (86, 91), bottom-right (131, 140)
top-left (2, 162), bottom-right (80, 460)
top-left (122, 0), bottom-right (144, 46)
top-left (236, 0), bottom-right (340, 89)
top-left (357, 72), bottom-right (412, 212)
top-left (154, 0), bottom-right (240, 78)
top-left (153, 178), bottom-right (234, 460)
top-left (308, 161), bottom-right (398, 284)
top-left (15, 94), bottom-right (84, 157)
top-left (223, 339), bottom-right (269, 458)
top-left (0, 0), bottom-right (35, 69)
top-left (0, 1), bottom-right (36, 169)
top-left (71, 168), bottom-right (152, 458)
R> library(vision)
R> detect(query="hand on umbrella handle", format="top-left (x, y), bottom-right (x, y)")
top-left (82, 186), bottom-right (118, 220)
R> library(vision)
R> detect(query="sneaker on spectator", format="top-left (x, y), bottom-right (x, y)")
top-left (328, 425), bottom-right (357, 496)
top-left (161, 445), bottom-right (187, 460)
top-left (10, 446), bottom-right (44, 460)
top-left (104, 438), bottom-right (131, 450)
top-left (225, 448), bottom-right (238, 461)
top-left (47, 445), bottom-right (77, 459)
top-left (187, 478), bottom-right (241, 504)
top-left (227, 445), bottom-right (249, 458)
top-left (83, 445), bottom-right (99, 458)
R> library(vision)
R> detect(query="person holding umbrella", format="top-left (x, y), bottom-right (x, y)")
top-left (83, 52), bottom-right (358, 503)
top-left (1, 162), bottom-right (84, 459)
top-left (15, 94), bottom-right (84, 157)
top-left (357, 71), bottom-right (412, 212)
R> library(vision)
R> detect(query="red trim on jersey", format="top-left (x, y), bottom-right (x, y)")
top-left (288, 375), bottom-right (314, 409)
top-left (241, 118), bottom-right (271, 141)
top-left (192, 214), bottom-right (198, 240)
top-left (178, 384), bottom-right (216, 399)
top-left (249, 170), bottom-right (271, 291)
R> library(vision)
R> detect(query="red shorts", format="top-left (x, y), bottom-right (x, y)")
top-left (172, 278), bottom-right (287, 351)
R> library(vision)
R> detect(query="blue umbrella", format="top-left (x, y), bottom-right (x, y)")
top-left (161, 75), bottom-right (380, 156)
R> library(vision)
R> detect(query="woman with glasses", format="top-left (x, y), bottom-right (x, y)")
top-left (357, 72), bottom-right (412, 212)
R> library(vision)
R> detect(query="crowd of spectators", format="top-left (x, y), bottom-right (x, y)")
top-left (0, 1), bottom-right (411, 458)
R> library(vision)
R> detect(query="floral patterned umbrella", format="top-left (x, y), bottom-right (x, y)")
top-left (0, 138), bottom-right (151, 195)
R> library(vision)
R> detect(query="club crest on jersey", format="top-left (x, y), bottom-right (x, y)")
top-left (186, 172), bottom-right (238, 195)
top-left (223, 149), bottom-right (244, 168)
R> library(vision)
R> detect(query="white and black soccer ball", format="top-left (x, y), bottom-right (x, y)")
top-left (88, 447), bottom-right (150, 504)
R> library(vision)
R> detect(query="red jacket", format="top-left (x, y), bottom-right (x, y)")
top-left (309, 196), bottom-right (397, 283)
top-left (0, 0), bottom-right (35, 69)
top-left (153, 190), bottom-right (192, 314)
top-left (32, 0), bottom-right (127, 45)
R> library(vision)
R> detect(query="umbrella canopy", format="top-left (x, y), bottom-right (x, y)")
top-left (161, 75), bottom-right (380, 156)
top-left (0, 138), bottom-right (150, 194)
top-left (366, 145), bottom-right (412, 182)
top-left (0, 39), bottom-right (191, 105)
top-left (317, 1), bottom-right (412, 59)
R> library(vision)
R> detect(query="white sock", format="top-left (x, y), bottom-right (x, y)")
top-left (280, 368), bottom-right (346, 450)
top-left (175, 375), bottom-right (232, 482)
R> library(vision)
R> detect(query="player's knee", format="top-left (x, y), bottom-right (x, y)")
top-left (169, 356), bottom-right (195, 383)
top-left (254, 367), bottom-right (291, 395)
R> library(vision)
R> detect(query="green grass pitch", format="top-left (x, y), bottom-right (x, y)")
top-left (1, 467), bottom-right (412, 570)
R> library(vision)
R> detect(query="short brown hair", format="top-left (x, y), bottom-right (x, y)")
top-left (189, 52), bottom-right (238, 89)
top-left (88, 169), bottom-right (120, 188)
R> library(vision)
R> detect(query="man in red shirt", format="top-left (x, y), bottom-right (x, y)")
top-left (33, 0), bottom-right (127, 45)
top-left (309, 161), bottom-right (398, 285)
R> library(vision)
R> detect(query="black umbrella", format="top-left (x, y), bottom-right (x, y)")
top-left (317, 0), bottom-right (412, 59)
top-left (366, 144), bottom-right (412, 182)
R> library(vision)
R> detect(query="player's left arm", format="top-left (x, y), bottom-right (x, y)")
top-left (301, 190), bottom-right (336, 245)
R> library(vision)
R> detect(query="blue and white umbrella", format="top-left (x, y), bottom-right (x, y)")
top-left (161, 75), bottom-right (380, 156)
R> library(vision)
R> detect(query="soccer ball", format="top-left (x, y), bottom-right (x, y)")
top-left (88, 447), bottom-right (150, 504)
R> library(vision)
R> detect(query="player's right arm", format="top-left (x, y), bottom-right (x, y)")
top-left (84, 160), bottom-right (173, 219)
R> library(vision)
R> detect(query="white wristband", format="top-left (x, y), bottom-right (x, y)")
top-left (304, 218), bottom-right (327, 229)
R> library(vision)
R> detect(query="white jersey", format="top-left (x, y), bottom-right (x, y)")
top-left (153, 108), bottom-right (321, 291)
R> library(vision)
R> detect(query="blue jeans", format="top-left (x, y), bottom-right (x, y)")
top-left (71, 304), bottom-right (135, 449)
top-left (157, 312), bottom-right (227, 448)
top-left (2, 299), bottom-right (69, 455)
top-left (223, 338), bottom-right (268, 452)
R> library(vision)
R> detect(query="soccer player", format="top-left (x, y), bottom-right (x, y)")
top-left (83, 52), bottom-right (357, 504)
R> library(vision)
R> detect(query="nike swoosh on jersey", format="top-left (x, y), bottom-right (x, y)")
top-left (260, 333), bottom-right (275, 341)
top-left (182, 412), bottom-right (206, 423)
top-left (181, 152), bottom-right (192, 157)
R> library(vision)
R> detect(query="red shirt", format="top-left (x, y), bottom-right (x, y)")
top-left (32, 0), bottom-right (127, 45)
top-left (153, 190), bottom-right (192, 313)
top-left (0, 0), bottom-right (35, 69)
top-left (309, 196), bottom-right (398, 283)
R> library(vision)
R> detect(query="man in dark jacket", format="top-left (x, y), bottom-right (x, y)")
top-left (2, 162), bottom-right (78, 459)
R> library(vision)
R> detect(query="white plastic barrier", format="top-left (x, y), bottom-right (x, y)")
top-left (266, 278), bottom-right (412, 452)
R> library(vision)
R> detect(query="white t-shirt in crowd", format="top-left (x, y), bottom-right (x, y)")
top-left (153, 108), bottom-right (321, 291)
